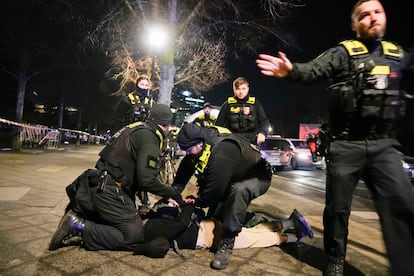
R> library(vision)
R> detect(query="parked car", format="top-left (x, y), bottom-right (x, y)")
top-left (402, 155), bottom-right (414, 184)
top-left (260, 136), bottom-right (314, 170)
top-left (286, 138), bottom-right (315, 169)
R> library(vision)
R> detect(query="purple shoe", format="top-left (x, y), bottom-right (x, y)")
top-left (289, 209), bottom-right (314, 240)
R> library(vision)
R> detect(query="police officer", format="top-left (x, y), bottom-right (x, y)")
top-left (256, 1), bottom-right (414, 275)
top-left (306, 133), bottom-right (318, 162)
top-left (49, 104), bottom-right (184, 252)
top-left (172, 123), bottom-right (272, 270)
top-left (113, 75), bottom-right (155, 131)
top-left (114, 75), bottom-right (156, 208)
top-left (215, 77), bottom-right (270, 145)
top-left (192, 102), bottom-right (216, 127)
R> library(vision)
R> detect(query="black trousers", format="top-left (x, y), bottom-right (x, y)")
top-left (324, 138), bottom-right (414, 275)
top-left (210, 177), bottom-right (271, 238)
top-left (82, 180), bottom-right (144, 251)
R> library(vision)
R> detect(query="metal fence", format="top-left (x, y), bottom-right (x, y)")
top-left (0, 117), bottom-right (106, 149)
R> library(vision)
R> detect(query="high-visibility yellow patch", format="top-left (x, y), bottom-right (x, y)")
top-left (230, 106), bottom-right (240, 113)
top-left (371, 65), bottom-right (390, 75)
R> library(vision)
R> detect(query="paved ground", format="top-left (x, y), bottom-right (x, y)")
top-left (0, 145), bottom-right (390, 275)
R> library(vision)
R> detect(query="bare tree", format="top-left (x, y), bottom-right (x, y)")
top-left (0, 0), bottom-right (304, 149)
top-left (0, 0), bottom-right (113, 149)
top-left (97, 0), bottom-right (303, 104)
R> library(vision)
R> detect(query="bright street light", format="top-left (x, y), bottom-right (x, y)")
top-left (146, 24), bottom-right (169, 51)
top-left (143, 24), bottom-right (170, 87)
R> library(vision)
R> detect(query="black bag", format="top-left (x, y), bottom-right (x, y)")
top-left (133, 238), bottom-right (170, 258)
top-left (65, 169), bottom-right (96, 217)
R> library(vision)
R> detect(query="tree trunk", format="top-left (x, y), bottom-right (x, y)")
top-left (158, 64), bottom-right (175, 105)
top-left (58, 87), bottom-right (66, 128)
top-left (76, 110), bottom-right (82, 146)
top-left (13, 64), bottom-right (28, 150)
top-left (156, 0), bottom-right (178, 107)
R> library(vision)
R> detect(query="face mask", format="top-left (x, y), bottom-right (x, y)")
top-left (136, 87), bottom-right (149, 96)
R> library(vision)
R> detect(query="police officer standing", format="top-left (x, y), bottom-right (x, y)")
top-left (113, 75), bottom-right (156, 208)
top-left (113, 75), bottom-right (155, 131)
top-left (192, 102), bottom-right (216, 127)
top-left (215, 77), bottom-right (270, 146)
top-left (256, 1), bottom-right (414, 275)
top-left (49, 104), bottom-right (184, 252)
top-left (306, 133), bottom-right (318, 162)
top-left (173, 123), bottom-right (272, 270)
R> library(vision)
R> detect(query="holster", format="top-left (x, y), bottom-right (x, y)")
top-left (256, 158), bottom-right (273, 181)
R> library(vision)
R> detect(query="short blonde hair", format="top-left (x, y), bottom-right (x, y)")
top-left (232, 77), bottom-right (249, 90)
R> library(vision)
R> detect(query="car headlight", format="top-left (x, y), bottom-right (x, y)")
top-left (402, 160), bottom-right (409, 170)
top-left (296, 153), bottom-right (309, 160)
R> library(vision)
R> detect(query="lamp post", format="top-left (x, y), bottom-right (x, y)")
top-left (145, 24), bottom-right (169, 82)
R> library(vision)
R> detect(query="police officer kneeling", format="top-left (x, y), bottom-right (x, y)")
top-left (49, 104), bottom-right (184, 251)
top-left (173, 123), bottom-right (273, 270)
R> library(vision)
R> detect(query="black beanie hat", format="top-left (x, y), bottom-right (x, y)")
top-left (148, 104), bottom-right (173, 126)
top-left (177, 123), bottom-right (206, 150)
top-left (202, 102), bottom-right (211, 109)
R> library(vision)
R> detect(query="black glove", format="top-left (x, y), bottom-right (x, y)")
top-left (171, 190), bottom-right (185, 207)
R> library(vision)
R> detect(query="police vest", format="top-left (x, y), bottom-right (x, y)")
top-left (194, 114), bottom-right (216, 127)
top-left (227, 96), bottom-right (257, 133)
top-left (98, 122), bottom-right (164, 193)
top-left (191, 125), bottom-right (261, 176)
top-left (339, 40), bottom-right (405, 120)
top-left (127, 92), bottom-right (154, 122)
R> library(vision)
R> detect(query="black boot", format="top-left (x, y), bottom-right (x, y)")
top-left (210, 237), bottom-right (235, 270)
top-left (49, 210), bottom-right (85, 250)
top-left (326, 257), bottom-right (344, 276)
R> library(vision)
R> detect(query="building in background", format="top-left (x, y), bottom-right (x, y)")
top-left (171, 89), bottom-right (207, 126)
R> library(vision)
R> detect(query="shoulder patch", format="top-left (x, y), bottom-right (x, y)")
top-left (127, 93), bottom-right (136, 104)
top-left (147, 155), bottom-right (158, 169)
top-left (210, 125), bottom-right (232, 135)
top-left (340, 39), bottom-right (403, 59)
top-left (228, 97), bottom-right (237, 104)
top-left (381, 41), bottom-right (402, 58)
top-left (340, 40), bottom-right (368, 56)
top-left (246, 97), bottom-right (256, 104)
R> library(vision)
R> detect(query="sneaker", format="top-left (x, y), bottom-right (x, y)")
top-left (326, 258), bottom-right (344, 276)
top-left (49, 210), bottom-right (85, 250)
top-left (210, 238), bottom-right (235, 270)
top-left (289, 209), bottom-right (314, 240)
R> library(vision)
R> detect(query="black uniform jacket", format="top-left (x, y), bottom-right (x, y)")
top-left (96, 122), bottom-right (177, 200)
top-left (215, 95), bottom-right (270, 143)
top-left (172, 129), bottom-right (263, 208)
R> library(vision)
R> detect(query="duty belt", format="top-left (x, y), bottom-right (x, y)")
top-left (105, 171), bottom-right (123, 188)
top-left (98, 171), bottom-right (127, 205)
top-left (95, 170), bottom-right (123, 192)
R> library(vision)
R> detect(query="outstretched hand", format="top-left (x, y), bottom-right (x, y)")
top-left (256, 51), bottom-right (292, 78)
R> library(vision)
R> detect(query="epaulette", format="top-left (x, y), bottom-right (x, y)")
top-left (340, 39), bottom-right (402, 59)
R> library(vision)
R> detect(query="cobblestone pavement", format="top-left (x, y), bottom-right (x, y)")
top-left (0, 145), bottom-right (389, 275)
